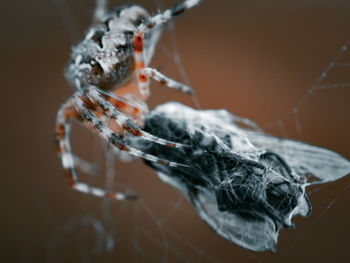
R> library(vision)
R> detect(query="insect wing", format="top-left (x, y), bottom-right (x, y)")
top-left (156, 172), bottom-right (279, 252)
top-left (242, 129), bottom-right (350, 184)
top-left (190, 187), bottom-right (279, 252)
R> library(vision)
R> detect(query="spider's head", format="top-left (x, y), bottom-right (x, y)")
top-left (64, 5), bottom-right (162, 91)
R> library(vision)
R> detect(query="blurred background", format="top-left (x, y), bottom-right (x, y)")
top-left (1, 0), bottom-right (350, 262)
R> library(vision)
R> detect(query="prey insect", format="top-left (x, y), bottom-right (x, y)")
top-left (55, 0), bottom-right (201, 200)
top-left (130, 102), bottom-right (350, 251)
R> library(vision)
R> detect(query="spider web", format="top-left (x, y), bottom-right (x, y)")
top-left (46, 0), bottom-right (350, 262)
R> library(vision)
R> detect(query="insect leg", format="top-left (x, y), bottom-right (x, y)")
top-left (139, 67), bottom-right (194, 94)
top-left (55, 97), bottom-right (138, 200)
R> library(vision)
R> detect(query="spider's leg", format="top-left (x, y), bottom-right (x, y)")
top-left (93, 0), bottom-right (108, 22)
top-left (86, 87), bottom-right (189, 148)
top-left (55, 102), bottom-right (99, 176)
top-left (132, 32), bottom-right (149, 97)
top-left (56, 98), bottom-right (138, 200)
top-left (73, 93), bottom-right (187, 168)
top-left (137, 0), bottom-right (201, 34)
top-left (139, 67), bottom-right (194, 94)
top-left (103, 90), bottom-right (147, 125)
top-left (132, 0), bottom-right (200, 96)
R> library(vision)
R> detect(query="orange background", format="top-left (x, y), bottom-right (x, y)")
top-left (1, 0), bottom-right (350, 262)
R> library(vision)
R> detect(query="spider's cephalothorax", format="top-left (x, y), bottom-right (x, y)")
top-left (56, 0), bottom-right (201, 200)
top-left (65, 5), bottom-right (159, 91)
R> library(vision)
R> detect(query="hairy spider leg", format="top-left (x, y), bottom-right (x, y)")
top-left (103, 91), bottom-right (147, 126)
top-left (56, 93), bottom-right (186, 200)
top-left (72, 94), bottom-right (187, 168)
top-left (139, 68), bottom-right (194, 94)
top-left (131, 0), bottom-right (200, 99)
top-left (56, 99), bottom-right (139, 200)
top-left (55, 104), bottom-right (99, 175)
top-left (86, 87), bottom-right (188, 148)
top-left (56, 94), bottom-right (189, 200)
top-left (56, 85), bottom-right (189, 200)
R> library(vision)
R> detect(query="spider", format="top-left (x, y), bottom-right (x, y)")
top-left (55, 0), bottom-right (201, 200)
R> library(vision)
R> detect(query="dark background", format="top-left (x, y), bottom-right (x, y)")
top-left (1, 0), bottom-right (350, 262)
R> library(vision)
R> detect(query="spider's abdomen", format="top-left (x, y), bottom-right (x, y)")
top-left (65, 6), bottom-right (150, 90)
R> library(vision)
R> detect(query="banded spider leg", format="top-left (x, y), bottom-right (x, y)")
top-left (56, 93), bottom-right (188, 200)
top-left (132, 0), bottom-right (199, 97)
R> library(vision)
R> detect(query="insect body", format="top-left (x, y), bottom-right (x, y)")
top-left (130, 102), bottom-right (350, 251)
top-left (56, 0), bottom-right (201, 200)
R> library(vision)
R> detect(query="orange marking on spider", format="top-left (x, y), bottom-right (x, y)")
top-left (56, 124), bottom-right (65, 137)
top-left (138, 74), bottom-right (147, 82)
top-left (132, 107), bottom-right (140, 115)
top-left (135, 61), bottom-right (145, 69)
top-left (123, 123), bottom-right (142, 136)
top-left (133, 35), bottom-right (143, 53)
top-left (54, 138), bottom-right (62, 153)
top-left (65, 169), bottom-right (75, 186)
top-left (106, 193), bottom-right (116, 199)
top-left (79, 96), bottom-right (96, 110)
top-left (157, 160), bottom-right (169, 165)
